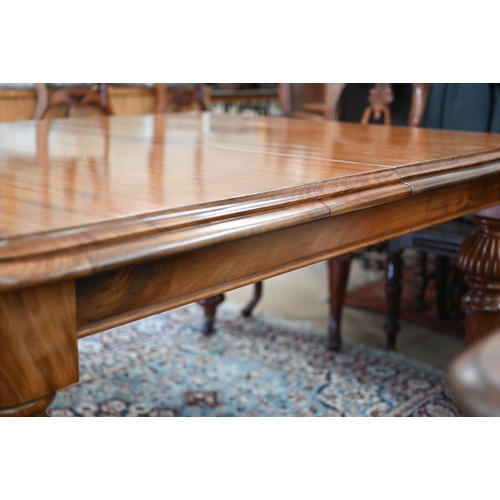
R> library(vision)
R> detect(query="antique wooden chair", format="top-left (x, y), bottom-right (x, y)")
top-left (383, 219), bottom-right (475, 349)
top-left (154, 83), bottom-right (209, 113)
top-left (33, 83), bottom-right (112, 119)
top-left (32, 84), bottom-right (112, 217)
top-left (323, 84), bottom-right (476, 351)
top-left (285, 83), bottom-right (433, 350)
top-left (327, 84), bottom-right (476, 351)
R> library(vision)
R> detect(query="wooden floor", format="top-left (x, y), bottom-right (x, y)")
top-left (226, 258), bottom-right (465, 372)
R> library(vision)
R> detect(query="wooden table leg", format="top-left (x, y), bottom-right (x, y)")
top-left (0, 281), bottom-right (79, 417)
top-left (198, 294), bottom-right (225, 336)
top-left (457, 207), bottom-right (500, 346)
top-left (327, 254), bottom-right (352, 351)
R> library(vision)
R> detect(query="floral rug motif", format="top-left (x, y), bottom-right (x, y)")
top-left (48, 303), bottom-right (463, 417)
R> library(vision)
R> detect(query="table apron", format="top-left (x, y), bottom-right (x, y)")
top-left (76, 174), bottom-right (500, 337)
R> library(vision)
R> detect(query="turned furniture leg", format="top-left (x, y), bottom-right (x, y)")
top-left (457, 210), bottom-right (500, 346)
top-left (242, 281), bottom-right (263, 317)
top-left (0, 281), bottom-right (79, 417)
top-left (198, 294), bottom-right (225, 336)
top-left (327, 254), bottom-right (352, 351)
top-left (385, 248), bottom-right (403, 350)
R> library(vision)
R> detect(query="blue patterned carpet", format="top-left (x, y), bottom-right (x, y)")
top-left (48, 303), bottom-right (463, 417)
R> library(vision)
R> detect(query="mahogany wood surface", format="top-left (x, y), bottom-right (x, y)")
top-left (0, 281), bottom-right (78, 416)
top-left (2, 112), bottom-right (500, 416)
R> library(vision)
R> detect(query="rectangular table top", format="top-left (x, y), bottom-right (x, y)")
top-left (1, 112), bottom-right (500, 290)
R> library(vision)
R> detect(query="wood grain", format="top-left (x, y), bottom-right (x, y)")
top-left (75, 172), bottom-right (500, 337)
top-left (2, 114), bottom-right (500, 293)
top-left (0, 281), bottom-right (78, 415)
top-left (2, 113), bottom-right (500, 414)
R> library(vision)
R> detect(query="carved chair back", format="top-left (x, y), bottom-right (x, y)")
top-left (279, 83), bottom-right (430, 127)
top-left (324, 83), bottom-right (431, 126)
top-left (154, 84), bottom-right (210, 113)
top-left (33, 83), bottom-right (112, 120)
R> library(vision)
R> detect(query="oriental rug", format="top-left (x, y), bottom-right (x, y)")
top-left (48, 303), bottom-right (463, 417)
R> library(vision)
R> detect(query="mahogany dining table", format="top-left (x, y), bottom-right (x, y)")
top-left (1, 112), bottom-right (500, 417)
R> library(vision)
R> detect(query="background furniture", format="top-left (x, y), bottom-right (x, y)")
top-left (33, 83), bottom-right (112, 119)
top-left (154, 83), bottom-right (209, 113)
top-left (209, 84), bottom-right (280, 115)
top-left (383, 84), bottom-right (500, 349)
top-left (290, 83), bottom-right (480, 351)
top-left (0, 84), bottom-right (283, 122)
top-left (384, 220), bottom-right (475, 349)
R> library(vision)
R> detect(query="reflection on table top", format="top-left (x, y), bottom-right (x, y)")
top-left (2, 112), bottom-right (500, 241)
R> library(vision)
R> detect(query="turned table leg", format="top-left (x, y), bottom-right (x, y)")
top-left (385, 248), bottom-right (403, 351)
top-left (0, 281), bottom-right (79, 417)
top-left (198, 294), bottom-right (225, 336)
top-left (457, 208), bottom-right (500, 346)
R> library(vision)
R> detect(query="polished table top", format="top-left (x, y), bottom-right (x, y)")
top-left (3, 112), bottom-right (500, 417)
top-left (2, 112), bottom-right (500, 292)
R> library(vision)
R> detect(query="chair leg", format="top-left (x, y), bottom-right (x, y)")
top-left (385, 249), bottom-right (403, 350)
top-left (242, 281), bottom-right (263, 317)
top-left (198, 294), bottom-right (225, 336)
top-left (327, 254), bottom-right (352, 351)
